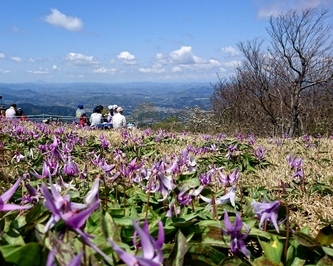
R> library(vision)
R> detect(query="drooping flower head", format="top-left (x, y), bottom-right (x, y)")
top-left (251, 200), bottom-right (281, 233)
top-left (108, 220), bottom-right (164, 266)
top-left (222, 210), bottom-right (250, 258)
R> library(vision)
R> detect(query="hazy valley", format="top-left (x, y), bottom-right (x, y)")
top-left (0, 82), bottom-right (213, 120)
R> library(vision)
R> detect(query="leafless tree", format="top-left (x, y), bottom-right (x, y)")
top-left (267, 8), bottom-right (333, 136)
top-left (211, 7), bottom-right (333, 137)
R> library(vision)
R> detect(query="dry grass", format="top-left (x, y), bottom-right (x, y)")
top-left (79, 128), bottom-right (333, 233)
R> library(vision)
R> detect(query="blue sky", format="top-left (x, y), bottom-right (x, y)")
top-left (0, 0), bottom-right (332, 83)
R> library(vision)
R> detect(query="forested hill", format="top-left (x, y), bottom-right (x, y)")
top-left (0, 82), bottom-right (213, 116)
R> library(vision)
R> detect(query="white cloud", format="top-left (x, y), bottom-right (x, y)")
top-left (222, 60), bottom-right (241, 68)
top-left (11, 56), bottom-right (22, 62)
top-left (221, 46), bottom-right (240, 56)
top-left (256, 0), bottom-right (330, 18)
top-left (156, 46), bottom-right (215, 67)
top-left (93, 67), bottom-right (117, 74)
top-left (171, 66), bottom-right (182, 72)
top-left (44, 9), bottom-right (83, 31)
top-left (27, 69), bottom-right (49, 74)
top-left (0, 69), bottom-right (10, 73)
top-left (169, 46), bottom-right (197, 64)
top-left (64, 53), bottom-right (100, 66)
top-left (154, 46), bottom-right (222, 73)
top-left (0, 53), bottom-right (5, 59)
top-left (117, 51), bottom-right (137, 65)
top-left (137, 67), bottom-right (165, 73)
top-left (52, 65), bottom-right (59, 71)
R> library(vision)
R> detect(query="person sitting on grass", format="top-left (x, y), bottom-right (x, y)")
top-left (5, 103), bottom-right (17, 119)
top-left (112, 107), bottom-right (127, 129)
top-left (75, 104), bottom-right (87, 125)
top-left (90, 105), bottom-right (104, 129)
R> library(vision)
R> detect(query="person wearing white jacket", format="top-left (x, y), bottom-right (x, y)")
top-left (112, 107), bottom-right (126, 129)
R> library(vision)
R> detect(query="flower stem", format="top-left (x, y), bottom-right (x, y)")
top-left (283, 201), bottom-right (290, 265)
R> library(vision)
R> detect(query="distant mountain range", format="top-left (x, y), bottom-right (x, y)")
top-left (0, 82), bottom-right (213, 117)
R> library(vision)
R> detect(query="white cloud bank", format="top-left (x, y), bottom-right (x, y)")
top-left (44, 9), bottom-right (83, 31)
top-left (64, 53), bottom-right (100, 66)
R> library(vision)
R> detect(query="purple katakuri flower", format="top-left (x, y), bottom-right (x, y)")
top-left (251, 200), bottom-right (280, 233)
top-left (99, 133), bottom-right (109, 149)
top-left (54, 127), bottom-right (65, 135)
top-left (41, 176), bottom-right (86, 232)
top-left (200, 186), bottom-right (236, 207)
top-left (225, 144), bottom-right (237, 160)
top-left (254, 146), bottom-right (266, 161)
top-left (302, 134), bottom-right (310, 142)
top-left (48, 136), bottom-right (63, 160)
top-left (236, 133), bottom-right (245, 142)
top-left (166, 158), bottom-right (179, 175)
top-left (0, 176), bottom-right (32, 211)
top-left (148, 172), bottom-right (175, 201)
top-left (210, 143), bottom-right (218, 152)
top-left (248, 134), bottom-right (256, 145)
top-left (177, 185), bottom-right (204, 206)
top-left (84, 178), bottom-right (100, 205)
top-left (62, 141), bottom-right (74, 154)
top-left (108, 220), bottom-right (164, 266)
top-left (292, 168), bottom-right (304, 180)
top-left (198, 170), bottom-right (213, 186)
top-left (216, 133), bottom-right (226, 141)
top-left (186, 156), bottom-right (196, 172)
top-left (11, 150), bottom-right (25, 163)
top-left (286, 155), bottom-right (303, 169)
top-left (166, 202), bottom-right (180, 218)
top-left (222, 210), bottom-right (250, 258)
top-left (99, 158), bottom-right (116, 173)
top-left (23, 181), bottom-right (40, 204)
top-left (217, 167), bottom-right (239, 186)
top-left (113, 148), bottom-right (126, 163)
top-left (31, 160), bottom-right (58, 179)
top-left (79, 164), bottom-right (88, 179)
top-left (89, 152), bottom-right (101, 166)
top-left (63, 156), bottom-right (79, 177)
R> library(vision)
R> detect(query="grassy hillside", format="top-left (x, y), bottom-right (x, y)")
top-left (0, 119), bottom-right (332, 265)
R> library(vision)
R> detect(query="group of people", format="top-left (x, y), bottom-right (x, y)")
top-left (75, 104), bottom-right (127, 129)
top-left (1, 103), bottom-right (27, 120)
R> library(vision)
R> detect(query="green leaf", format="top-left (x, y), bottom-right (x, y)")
top-left (322, 246), bottom-right (333, 257)
top-left (293, 232), bottom-right (321, 248)
top-left (252, 256), bottom-right (284, 266)
top-left (288, 257), bottom-right (306, 266)
top-left (258, 236), bottom-right (283, 263)
top-left (2, 228), bottom-right (25, 245)
top-left (186, 243), bottom-right (226, 265)
top-left (0, 243), bottom-right (42, 266)
top-left (101, 211), bottom-right (122, 242)
top-left (315, 225), bottom-right (333, 246)
top-left (165, 230), bottom-right (188, 266)
top-left (219, 256), bottom-right (247, 266)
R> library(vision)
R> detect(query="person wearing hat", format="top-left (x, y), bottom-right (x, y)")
top-left (112, 106), bottom-right (127, 129)
top-left (105, 105), bottom-right (115, 124)
top-left (5, 103), bottom-right (17, 119)
top-left (75, 104), bottom-right (87, 125)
